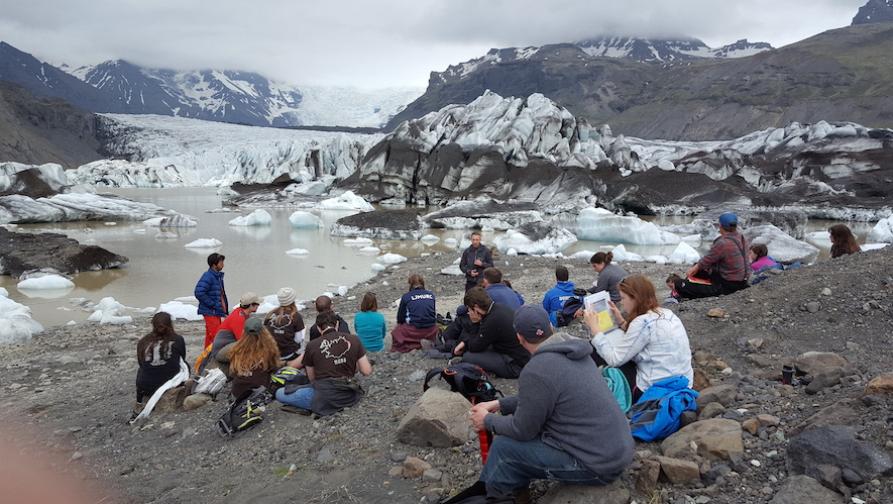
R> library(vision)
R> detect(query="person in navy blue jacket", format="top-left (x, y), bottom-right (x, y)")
top-left (542, 265), bottom-right (575, 326)
top-left (481, 267), bottom-right (524, 311)
top-left (391, 274), bottom-right (438, 352)
top-left (194, 253), bottom-right (229, 348)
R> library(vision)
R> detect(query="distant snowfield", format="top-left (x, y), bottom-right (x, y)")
top-left (291, 85), bottom-right (423, 128)
top-left (68, 114), bottom-right (383, 188)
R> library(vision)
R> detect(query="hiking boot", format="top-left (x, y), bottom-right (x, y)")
top-left (513, 487), bottom-right (532, 504)
top-left (280, 405), bottom-right (312, 416)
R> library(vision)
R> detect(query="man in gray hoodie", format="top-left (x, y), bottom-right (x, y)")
top-left (471, 305), bottom-right (634, 499)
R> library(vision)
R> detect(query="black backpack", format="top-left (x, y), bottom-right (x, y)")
top-left (216, 387), bottom-right (273, 438)
top-left (555, 296), bottom-right (584, 327)
top-left (423, 362), bottom-right (502, 403)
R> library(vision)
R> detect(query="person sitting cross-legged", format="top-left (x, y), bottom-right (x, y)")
top-left (470, 305), bottom-right (635, 501)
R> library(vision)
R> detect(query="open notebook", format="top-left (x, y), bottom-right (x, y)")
top-left (584, 291), bottom-right (622, 334)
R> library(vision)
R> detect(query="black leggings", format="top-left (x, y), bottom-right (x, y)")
top-left (674, 278), bottom-right (748, 300)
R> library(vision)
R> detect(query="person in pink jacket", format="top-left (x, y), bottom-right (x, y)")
top-left (748, 243), bottom-right (781, 273)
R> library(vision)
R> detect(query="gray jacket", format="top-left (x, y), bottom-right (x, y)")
top-left (588, 263), bottom-right (628, 302)
top-left (484, 338), bottom-right (634, 478)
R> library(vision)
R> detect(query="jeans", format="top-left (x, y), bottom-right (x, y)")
top-left (276, 386), bottom-right (315, 410)
top-left (480, 436), bottom-right (609, 495)
top-left (462, 351), bottom-right (522, 379)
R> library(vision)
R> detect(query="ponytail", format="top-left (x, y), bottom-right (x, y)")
top-left (590, 251), bottom-right (613, 266)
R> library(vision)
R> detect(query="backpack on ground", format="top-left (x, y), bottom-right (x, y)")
top-left (628, 375), bottom-right (698, 442)
top-left (423, 362), bottom-right (502, 403)
top-left (193, 368), bottom-right (227, 396)
top-left (216, 387), bottom-right (273, 438)
top-left (271, 366), bottom-right (311, 394)
top-left (601, 367), bottom-right (632, 413)
top-left (555, 296), bottom-right (584, 327)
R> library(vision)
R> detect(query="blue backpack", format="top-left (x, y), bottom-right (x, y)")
top-left (628, 375), bottom-right (699, 442)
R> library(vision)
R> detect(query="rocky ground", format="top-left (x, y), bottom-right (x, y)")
top-left (1, 247), bottom-right (892, 503)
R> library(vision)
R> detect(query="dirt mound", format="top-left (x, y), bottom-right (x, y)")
top-left (0, 227), bottom-right (128, 278)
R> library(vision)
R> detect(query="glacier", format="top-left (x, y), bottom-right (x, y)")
top-left (576, 208), bottom-right (681, 245)
top-left (68, 114), bottom-right (382, 188)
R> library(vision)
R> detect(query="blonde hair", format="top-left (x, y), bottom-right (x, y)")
top-left (229, 326), bottom-right (282, 376)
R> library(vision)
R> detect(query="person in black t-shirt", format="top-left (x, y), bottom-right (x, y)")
top-left (307, 295), bottom-right (351, 341)
top-left (135, 312), bottom-right (186, 410)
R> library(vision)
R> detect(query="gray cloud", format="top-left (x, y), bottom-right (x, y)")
top-left (0, 0), bottom-right (867, 88)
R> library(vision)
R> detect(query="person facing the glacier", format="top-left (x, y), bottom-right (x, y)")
top-left (263, 287), bottom-right (305, 362)
top-left (391, 274), bottom-right (438, 352)
top-left (307, 296), bottom-right (351, 341)
top-left (541, 266), bottom-right (576, 326)
top-left (481, 267), bottom-right (525, 311)
top-left (459, 231), bottom-right (494, 291)
top-left (455, 287), bottom-right (530, 379)
top-left (674, 212), bottom-right (750, 299)
top-left (748, 244), bottom-right (782, 274)
top-left (470, 305), bottom-right (634, 501)
top-left (829, 223), bottom-right (862, 259)
top-left (133, 312), bottom-right (186, 420)
top-left (194, 253), bottom-right (229, 349)
top-left (587, 251), bottom-right (628, 302)
top-left (585, 275), bottom-right (693, 400)
top-left (211, 292), bottom-right (261, 376)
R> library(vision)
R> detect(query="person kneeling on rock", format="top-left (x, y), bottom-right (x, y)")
top-left (133, 312), bottom-right (187, 420)
top-left (470, 306), bottom-right (634, 501)
top-left (454, 287), bottom-right (530, 379)
top-left (277, 311), bottom-right (372, 416)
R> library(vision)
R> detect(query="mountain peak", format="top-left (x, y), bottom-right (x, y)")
top-left (852, 0), bottom-right (893, 25)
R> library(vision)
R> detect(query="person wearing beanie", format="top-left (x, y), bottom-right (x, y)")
top-left (210, 292), bottom-right (261, 376)
top-left (675, 211), bottom-right (750, 299)
top-left (228, 316), bottom-right (282, 399)
top-left (470, 305), bottom-right (634, 500)
top-left (454, 287), bottom-right (529, 378)
top-left (264, 287), bottom-right (306, 362)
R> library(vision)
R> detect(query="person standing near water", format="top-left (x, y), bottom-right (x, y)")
top-left (194, 253), bottom-right (229, 348)
top-left (460, 231), bottom-right (494, 291)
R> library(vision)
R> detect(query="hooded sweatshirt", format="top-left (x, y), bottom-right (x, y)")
top-left (542, 280), bottom-right (576, 326)
top-left (484, 337), bottom-right (634, 478)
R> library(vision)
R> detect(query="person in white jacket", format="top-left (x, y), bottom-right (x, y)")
top-left (584, 274), bottom-right (693, 398)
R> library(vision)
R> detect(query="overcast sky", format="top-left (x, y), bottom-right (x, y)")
top-left (0, 0), bottom-right (867, 89)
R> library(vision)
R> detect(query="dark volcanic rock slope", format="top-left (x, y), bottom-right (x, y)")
top-left (0, 227), bottom-right (127, 278)
top-left (389, 24), bottom-right (893, 140)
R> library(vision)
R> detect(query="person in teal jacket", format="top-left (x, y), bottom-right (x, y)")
top-left (354, 292), bottom-right (387, 352)
top-left (541, 265), bottom-right (575, 326)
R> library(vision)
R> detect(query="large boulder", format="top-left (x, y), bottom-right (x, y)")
top-left (793, 351), bottom-right (849, 376)
top-left (396, 388), bottom-right (474, 447)
top-left (661, 419), bottom-right (744, 462)
top-left (537, 480), bottom-right (630, 504)
top-left (787, 426), bottom-right (893, 484)
top-left (769, 475), bottom-right (844, 504)
top-left (0, 227), bottom-right (128, 278)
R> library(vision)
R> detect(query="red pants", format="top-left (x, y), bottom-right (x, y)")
top-left (390, 324), bottom-right (438, 353)
top-left (203, 315), bottom-right (222, 348)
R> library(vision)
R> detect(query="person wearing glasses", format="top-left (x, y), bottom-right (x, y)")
top-left (210, 292), bottom-right (262, 376)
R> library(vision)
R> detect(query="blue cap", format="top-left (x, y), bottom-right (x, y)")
top-left (513, 305), bottom-right (553, 343)
top-left (719, 212), bottom-right (738, 229)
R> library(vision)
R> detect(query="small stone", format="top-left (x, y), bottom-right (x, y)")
top-left (656, 455), bottom-right (701, 484)
top-left (821, 288), bottom-right (832, 296)
top-left (864, 373), bottom-right (893, 395)
top-left (750, 459), bottom-right (761, 467)
top-left (742, 418), bottom-right (760, 435)
top-left (707, 308), bottom-right (727, 318)
top-left (422, 468), bottom-right (443, 482)
top-left (635, 458), bottom-right (661, 493)
top-left (699, 402), bottom-right (726, 420)
top-left (389, 451), bottom-right (407, 463)
top-left (70, 451), bottom-right (83, 461)
top-left (388, 466), bottom-right (403, 478)
top-left (402, 456), bottom-right (432, 478)
top-left (757, 414), bottom-right (780, 427)
top-left (182, 393), bottom-right (212, 411)
top-left (746, 338), bottom-right (764, 351)
top-left (696, 384), bottom-right (737, 408)
top-left (805, 302), bottom-right (821, 313)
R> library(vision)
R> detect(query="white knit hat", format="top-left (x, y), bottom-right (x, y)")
top-left (277, 287), bottom-right (297, 306)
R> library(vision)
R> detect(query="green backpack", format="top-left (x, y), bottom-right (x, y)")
top-left (601, 367), bottom-right (632, 413)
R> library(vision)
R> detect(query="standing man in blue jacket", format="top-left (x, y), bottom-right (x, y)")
top-left (542, 265), bottom-right (575, 326)
top-left (459, 231), bottom-right (494, 291)
top-left (194, 253), bottom-right (229, 349)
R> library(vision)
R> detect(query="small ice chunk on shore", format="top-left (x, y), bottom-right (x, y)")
top-left (868, 215), bottom-right (893, 243)
top-left (343, 237), bottom-right (374, 247)
top-left (668, 242), bottom-right (701, 265)
top-left (317, 191), bottom-right (374, 212)
top-left (286, 248), bottom-right (310, 256)
top-left (610, 244), bottom-right (643, 263)
top-left (420, 234), bottom-right (440, 245)
top-left (87, 297), bottom-right (133, 325)
top-left (378, 253), bottom-right (407, 265)
top-left (0, 290), bottom-right (43, 344)
top-left (157, 300), bottom-right (202, 321)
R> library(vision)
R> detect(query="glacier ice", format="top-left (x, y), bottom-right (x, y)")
top-left (316, 191), bottom-right (374, 212)
top-left (87, 297), bottom-right (133, 325)
top-left (17, 274), bottom-right (75, 291)
top-left (868, 215), bottom-right (893, 243)
top-left (157, 300), bottom-right (203, 321)
top-left (228, 209), bottom-right (273, 226)
top-left (667, 242), bottom-right (701, 265)
top-left (420, 234), bottom-right (441, 245)
top-left (143, 214), bottom-right (197, 227)
top-left (285, 248), bottom-right (310, 256)
top-left (493, 227), bottom-right (577, 255)
top-left (0, 290), bottom-right (43, 344)
top-left (377, 253), bottom-right (408, 265)
top-left (0, 192), bottom-right (174, 225)
top-left (288, 210), bottom-right (323, 229)
top-left (610, 245), bottom-right (644, 263)
top-left (576, 208), bottom-right (681, 245)
top-left (184, 238), bottom-right (223, 249)
top-left (744, 225), bottom-right (819, 264)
